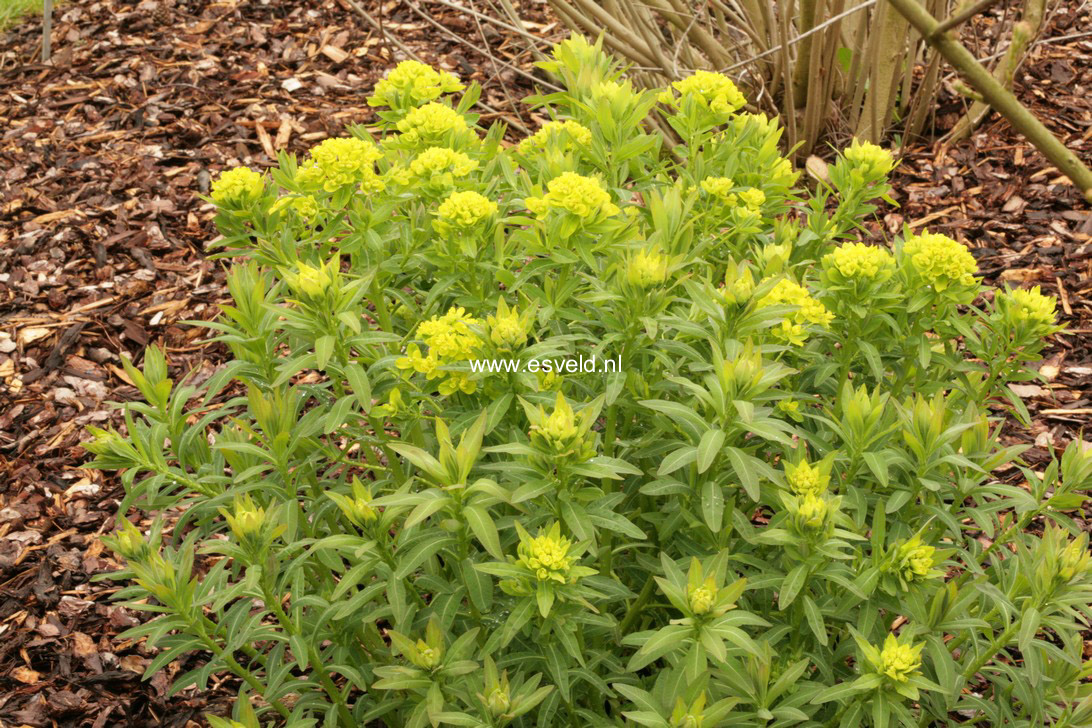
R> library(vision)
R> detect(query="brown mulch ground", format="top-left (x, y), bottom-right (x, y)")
top-left (0, 0), bottom-right (1089, 724)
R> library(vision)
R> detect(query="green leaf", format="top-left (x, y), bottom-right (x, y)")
top-left (696, 429), bottom-right (725, 473)
top-left (779, 565), bottom-right (808, 610)
top-left (700, 480), bottom-right (724, 532)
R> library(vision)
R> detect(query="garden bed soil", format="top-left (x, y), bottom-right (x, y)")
top-left (0, 0), bottom-right (1089, 724)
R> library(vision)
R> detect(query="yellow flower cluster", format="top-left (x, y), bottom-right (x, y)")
top-left (758, 278), bottom-right (834, 345)
top-left (270, 194), bottom-right (319, 223)
top-left (700, 176), bottom-right (764, 211)
top-left (902, 232), bottom-right (978, 292)
top-left (518, 120), bottom-right (593, 153)
top-left (796, 493), bottom-right (829, 531)
top-left (393, 147), bottom-right (479, 189)
top-left (627, 248), bottom-right (670, 288)
top-left (701, 176), bottom-right (734, 199)
top-left (877, 634), bottom-right (923, 683)
top-left (396, 307), bottom-right (481, 395)
top-left (395, 102), bottom-right (470, 145)
top-left (785, 459), bottom-right (829, 498)
top-left (525, 172), bottom-right (619, 220)
top-left (211, 167), bottom-right (264, 207)
top-left (1000, 286), bottom-right (1057, 330)
top-left (842, 139), bottom-right (896, 181)
top-left (659, 70), bottom-right (746, 116)
top-left (822, 242), bottom-right (895, 281)
top-left (222, 493), bottom-right (268, 541)
top-left (436, 190), bottom-right (497, 229)
top-left (517, 522), bottom-right (577, 583)
top-left (297, 137), bottom-right (384, 193)
top-left (530, 393), bottom-right (595, 462)
top-left (283, 259), bottom-right (338, 299)
top-left (893, 537), bottom-right (937, 584)
top-left (487, 299), bottom-right (528, 351)
top-left (367, 60), bottom-right (464, 108)
top-left (687, 578), bottom-right (716, 616)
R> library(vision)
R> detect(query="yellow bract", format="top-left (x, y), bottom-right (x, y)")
top-left (878, 634), bottom-right (923, 682)
top-left (525, 172), bottom-right (619, 220)
top-left (902, 231), bottom-right (978, 292)
top-left (659, 70), bottom-right (746, 116)
top-left (297, 137), bottom-right (384, 193)
top-left (758, 278), bottom-right (834, 345)
top-left (367, 60), bottom-right (464, 108)
top-left (395, 102), bottom-right (470, 145)
top-left (519, 119), bottom-right (593, 153)
top-left (627, 248), bottom-right (670, 288)
top-left (396, 307), bottom-right (482, 396)
top-left (1001, 286), bottom-right (1057, 329)
top-left (823, 242), bottom-right (895, 280)
top-left (785, 459), bottom-right (829, 497)
top-left (436, 190), bottom-right (497, 228)
top-left (517, 522), bottom-right (577, 583)
top-left (211, 166), bottom-right (264, 207)
top-left (842, 139), bottom-right (895, 179)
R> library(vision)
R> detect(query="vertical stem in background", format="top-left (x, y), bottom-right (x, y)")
top-left (791, 0), bottom-right (818, 108)
top-left (949, 0), bottom-right (1046, 141)
top-left (41, 0), bottom-right (52, 62)
top-left (885, 0), bottom-right (1092, 201)
top-left (856, 0), bottom-right (910, 140)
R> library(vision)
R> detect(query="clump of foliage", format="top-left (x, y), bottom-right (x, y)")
top-left (86, 37), bottom-right (1092, 728)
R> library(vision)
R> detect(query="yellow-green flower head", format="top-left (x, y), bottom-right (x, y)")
top-left (669, 695), bottom-right (708, 728)
top-left (720, 260), bottom-right (755, 306)
top-left (999, 286), bottom-right (1057, 331)
top-left (730, 111), bottom-right (779, 138)
top-left (525, 172), bottom-right (619, 220)
top-left (537, 369), bottom-right (562, 392)
top-left (770, 157), bottom-right (797, 186)
top-left (395, 102), bottom-right (470, 144)
top-left (487, 299), bottom-right (528, 351)
top-left (894, 537), bottom-right (937, 584)
top-left (738, 187), bottom-right (766, 210)
top-left (796, 493), bottom-right (829, 530)
top-left (436, 190), bottom-right (497, 229)
top-left (823, 242), bottom-right (895, 281)
top-left (902, 231), bottom-right (978, 292)
top-left (842, 139), bottom-right (896, 182)
top-left (414, 639), bottom-right (442, 669)
top-left (284, 259), bottom-right (336, 299)
top-left (270, 194), bottom-right (320, 223)
top-left (519, 119), bottom-right (593, 153)
top-left (758, 278), bottom-right (834, 345)
top-left (785, 459), bottom-right (829, 497)
top-left (397, 307), bottom-right (481, 396)
top-left (659, 70), bottom-right (746, 116)
top-left (778, 399), bottom-right (803, 422)
top-left (407, 146), bottom-right (478, 184)
top-left (329, 478), bottom-right (378, 527)
top-left (688, 577), bottom-right (717, 615)
top-left (627, 248), bottom-right (670, 287)
top-left (539, 395), bottom-right (579, 444)
top-left (297, 137), bottom-right (384, 192)
top-left (112, 519), bottom-right (153, 563)
top-left (367, 60), bottom-right (464, 108)
top-left (877, 634), bottom-right (923, 682)
top-left (1058, 535), bottom-right (1090, 581)
top-left (485, 686), bottom-right (511, 716)
top-left (701, 176), bottom-right (735, 199)
top-left (211, 166), bottom-right (264, 207)
top-left (517, 522), bottom-right (577, 583)
top-left (221, 493), bottom-right (267, 541)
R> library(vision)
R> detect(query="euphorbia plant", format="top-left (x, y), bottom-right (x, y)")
top-left (87, 36), bottom-right (1092, 727)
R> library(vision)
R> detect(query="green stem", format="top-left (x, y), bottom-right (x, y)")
top-left (618, 574), bottom-right (657, 638)
top-left (261, 577), bottom-right (356, 726)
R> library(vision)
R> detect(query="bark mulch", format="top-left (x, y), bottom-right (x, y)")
top-left (0, 0), bottom-right (1088, 724)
